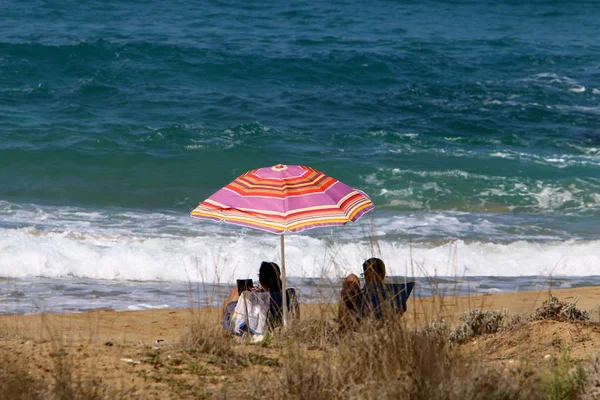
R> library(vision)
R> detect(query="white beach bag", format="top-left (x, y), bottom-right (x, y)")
top-left (230, 291), bottom-right (271, 339)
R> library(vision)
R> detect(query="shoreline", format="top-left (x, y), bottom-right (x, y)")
top-left (3, 285), bottom-right (600, 342)
top-left (4, 274), bottom-right (600, 316)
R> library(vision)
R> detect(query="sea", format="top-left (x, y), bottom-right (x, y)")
top-left (1, 0), bottom-right (600, 314)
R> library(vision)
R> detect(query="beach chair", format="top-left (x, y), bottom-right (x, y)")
top-left (269, 287), bottom-right (300, 325)
top-left (357, 282), bottom-right (415, 320)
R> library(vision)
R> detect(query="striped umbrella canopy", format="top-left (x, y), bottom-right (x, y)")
top-left (190, 164), bottom-right (374, 325)
top-left (191, 164), bottom-right (373, 234)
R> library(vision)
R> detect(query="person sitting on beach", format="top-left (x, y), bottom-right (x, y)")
top-left (221, 261), bottom-right (291, 335)
top-left (338, 257), bottom-right (401, 330)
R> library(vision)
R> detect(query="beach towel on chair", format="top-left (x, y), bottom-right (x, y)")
top-left (230, 291), bottom-right (271, 336)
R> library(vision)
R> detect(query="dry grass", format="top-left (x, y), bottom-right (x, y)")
top-left (0, 313), bottom-right (126, 400)
top-left (0, 289), bottom-right (596, 399)
top-left (177, 309), bottom-right (234, 358)
top-left (0, 345), bottom-right (118, 399)
top-left (248, 315), bottom-right (556, 400)
top-left (0, 355), bottom-right (44, 400)
top-left (242, 292), bottom-right (593, 399)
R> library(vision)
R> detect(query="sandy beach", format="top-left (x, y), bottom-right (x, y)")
top-left (2, 286), bottom-right (600, 399)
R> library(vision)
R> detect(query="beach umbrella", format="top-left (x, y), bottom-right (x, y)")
top-left (190, 164), bottom-right (374, 325)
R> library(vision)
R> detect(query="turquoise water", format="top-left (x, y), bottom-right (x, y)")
top-left (1, 1), bottom-right (599, 290)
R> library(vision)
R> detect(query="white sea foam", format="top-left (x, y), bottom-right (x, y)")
top-left (127, 304), bottom-right (170, 311)
top-left (370, 168), bottom-right (484, 180)
top-left (529, 73), bottom-right (578, 86)
top-left (184, 144), bottom-right (205, 150)
top-left (364, 173), bottom-right (384, 186)
top-left (1, 202), bottom-right (599, 284)
top-left (367, 130), bottom-right (419, 139)
top-left (486, 149), bottom-right (600, 169)
top-left (421, 182), bottom-right (448, 193)
top-left (533, 184), bottom-right (575, 210)
top-left (569, 85), bottom-right (586, 93)
top-left (2, 225), bottom-right (600, 283)
top-left (388, 199), bottom-right (423, 208)
top-left (382, 213), bottom-right (501, 239)
top-left (490, 152), bottom-right (514, 159)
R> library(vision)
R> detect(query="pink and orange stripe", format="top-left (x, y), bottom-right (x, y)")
top-left (190, 164), bottom-right (374, 234)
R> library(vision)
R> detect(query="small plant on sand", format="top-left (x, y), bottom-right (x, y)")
top-left (187, 360), bottom-right (208, 375)
top-left (417, 318), bottom-right (452, 346)
top-left (540, 346), bottom-right (586, 400)
top-left (533, 294), bottom-right (589, 322)
top-left (143, 349), bottom-right (164, 367)
top-left (449, 309), bottom-right (524, 344)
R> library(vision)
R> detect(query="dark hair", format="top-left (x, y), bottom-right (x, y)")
top-left (362, 257), bottom-right (386, 283)
top-left (259, 261), bottom-right (282, 293)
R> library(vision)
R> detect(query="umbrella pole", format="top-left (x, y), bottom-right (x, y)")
top-left (280, 234), bottom-right (288, 327)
